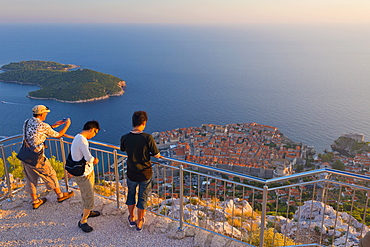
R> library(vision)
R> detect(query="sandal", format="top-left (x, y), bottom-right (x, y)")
top-left (57, 191), bottom-right (74, 203)
top-left (32, 198), bottom-right (47, 209)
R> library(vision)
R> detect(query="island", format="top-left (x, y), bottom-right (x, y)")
top-left (0, 60), bottom-right (126, 103)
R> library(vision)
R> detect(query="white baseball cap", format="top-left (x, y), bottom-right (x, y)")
top-left (32, 105), bottom-right (50, 114)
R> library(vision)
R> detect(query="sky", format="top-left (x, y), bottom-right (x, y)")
top-left (1, 0), bottom-right (370, 24)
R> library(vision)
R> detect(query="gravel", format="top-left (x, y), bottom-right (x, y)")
top-left (0, 187), bottom-right (195, 247)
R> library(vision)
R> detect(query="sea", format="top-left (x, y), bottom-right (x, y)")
top-left (1, 23), bottom-right (370, 153)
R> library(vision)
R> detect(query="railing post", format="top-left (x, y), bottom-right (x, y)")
top-left (0, 144), bottom-right (13, 201)
top-left (59, 138), bottom-right (69, 191)
top-left (259, 185), bottom-right (268, 247)
top-left (113, 149), bottom-right (120, 208)
top-left (179, 164), bottom-right (185, 231)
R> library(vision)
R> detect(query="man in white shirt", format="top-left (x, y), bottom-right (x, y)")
top-left (70, 120), bottom-right (100, 233)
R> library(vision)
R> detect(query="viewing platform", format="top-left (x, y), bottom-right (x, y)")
top-left (1, 184), bottom-right (237, 247)
top-left (1, 134), bottom-right (370, 246)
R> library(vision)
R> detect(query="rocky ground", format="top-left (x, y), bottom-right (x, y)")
top-left (0, 186), bottom-right (244, 247)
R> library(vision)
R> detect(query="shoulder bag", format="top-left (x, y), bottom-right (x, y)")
top-left (65, 153), bottom-right (86, 176)
top-left (17, 120), bottom-right (45, 166)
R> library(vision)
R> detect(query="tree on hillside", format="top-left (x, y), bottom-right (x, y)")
top-left (318, 152), bottom-right (334, 162)
top-left (295, 164), bottom-right (304, 173)
top-left (332, 160), bottom-right (345, 171)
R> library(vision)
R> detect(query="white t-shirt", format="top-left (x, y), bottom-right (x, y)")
top-left (71, 134), bottom-right (95, 176)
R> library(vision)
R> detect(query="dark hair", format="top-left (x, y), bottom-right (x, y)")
top-left (132, 111), bottom-right (148, 127)
top-left (83, 120), bottom-right (100, 131)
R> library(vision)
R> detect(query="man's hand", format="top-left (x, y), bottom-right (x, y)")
top-left (93, 157), bottom-right (99, 165)
top-left (52, 118), bottom-right (71, 128)
top-left (64, 118), bottom-right (71, 126)
top-left (154, 153), bottom-right (163, 159)
top-left (56, 118), bottom-right (71, 138)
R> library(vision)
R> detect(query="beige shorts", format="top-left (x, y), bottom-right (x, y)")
top-left (22, 158), bottom-right (59, 195)
top-left (74, 171), bottom-right (95, 210)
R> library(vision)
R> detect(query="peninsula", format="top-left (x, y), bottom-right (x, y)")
top-left (0, 60), bottom-right (126, 103)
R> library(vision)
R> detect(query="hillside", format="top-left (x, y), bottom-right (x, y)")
top-left (331, 136), bottom-right (370, 156)
top-left (0, 60), bottom-right (126, 102)
top-left (1, 60), bottom-right (77, 71)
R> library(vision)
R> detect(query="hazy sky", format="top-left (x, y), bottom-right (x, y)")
top-left (1, 0), bottom-right (370, 24)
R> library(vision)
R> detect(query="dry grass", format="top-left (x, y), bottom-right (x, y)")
top-left (227, 215), bottom-right (260, 230)
top-left (202, 197), bottom-right (223, 210)
top-left (148, 197), bottom-right (162, 206)
top-left (225, 206), bottom-right (259, 219)
top-left (227, 217), bottom-right (243, 228)
top-left (94, 184), bottom-right (115, 197)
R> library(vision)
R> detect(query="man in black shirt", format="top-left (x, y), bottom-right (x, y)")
top-left (120, 111), bottom-right (161, 231)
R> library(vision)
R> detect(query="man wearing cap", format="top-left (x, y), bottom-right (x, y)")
top-left (22, 105), bottom-right (74, 209)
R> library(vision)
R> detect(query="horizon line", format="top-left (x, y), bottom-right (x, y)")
top-left (1, 22), bottom-right (370, 26)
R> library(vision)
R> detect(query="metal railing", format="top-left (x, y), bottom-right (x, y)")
top-left (1, 135), bottom-right (369, 247)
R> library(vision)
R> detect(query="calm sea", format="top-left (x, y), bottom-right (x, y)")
top-left (1, 23), bottom-right (370, 153)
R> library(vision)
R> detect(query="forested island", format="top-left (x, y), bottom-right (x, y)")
top-left (0, 60), bottom-right (126, 103)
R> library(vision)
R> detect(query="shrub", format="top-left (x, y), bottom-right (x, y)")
top-left (7, 152), bottom-right (24, 179)
top-left (94, 184), bottom-right (115, 197)
top-left (249, 228), bottom-right (297, 246)
top-left (0, 158), bottom-right (4, 178)
top-left (49, 156), bottom-right (65, 180)
top-left (190, 197), bottom-right (199, 205)
top-left (160, 206), bottom-right (169, 215)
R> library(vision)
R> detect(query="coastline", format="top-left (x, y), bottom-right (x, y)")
top-left (26, 87), bottom-right (125, 103)
top-left (0, 80), bottom-right (126, 103)
top-left (0, 63), bottom-right (81, 72)
top-left (0, 80), bottom-right (39, 86)
top-left (64, 64), bottom-right (80, 70)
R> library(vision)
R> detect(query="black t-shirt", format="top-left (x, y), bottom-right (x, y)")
top-left (120, 132), bottom-right (159, 182)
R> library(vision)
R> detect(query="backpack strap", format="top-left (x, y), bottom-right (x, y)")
top-left (23, 119), bottom-right (31, 148)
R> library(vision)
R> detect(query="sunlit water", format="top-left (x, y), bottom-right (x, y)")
top-left (1, 23), bottom-right (370, 153)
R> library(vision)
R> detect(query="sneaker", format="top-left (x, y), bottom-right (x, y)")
top-left (57, 191), bottom-right (74, 203)
top-left (78, 221), bottom-right (93, 233)
top-left (128, 215), bottom-right (136, 228)
top-left (32, 198), bottom-right (47, 209)
top-left (81, 211), bottom-right (101, 218)
top-left (136, 218), bottom-right (145, 232)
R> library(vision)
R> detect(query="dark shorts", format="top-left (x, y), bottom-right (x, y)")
top-left (126, 177), bottom-right (152, 210)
